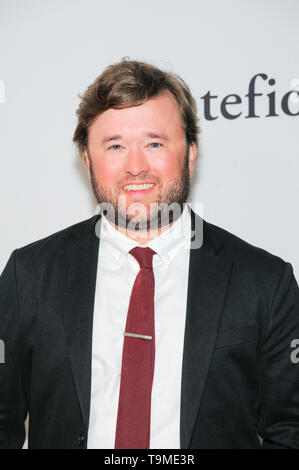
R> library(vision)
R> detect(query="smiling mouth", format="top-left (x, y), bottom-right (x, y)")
top-left (123, 183), bottom-right (155, 191)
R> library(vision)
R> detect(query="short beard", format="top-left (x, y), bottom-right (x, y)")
top-left (88, 144), bottom-right (190, 231)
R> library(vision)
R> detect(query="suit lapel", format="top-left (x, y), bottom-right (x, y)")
top-left (180, 209), bottom-right (233, 448)
top-left (60, 214), bottom-right (101, 429)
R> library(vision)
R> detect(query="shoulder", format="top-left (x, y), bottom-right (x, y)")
top-left (13, 214), bottom-right (99, 270)
top-left (202, 219), bottom-right (298, 310)
top-left (203, 218), bottom-right (290, 279)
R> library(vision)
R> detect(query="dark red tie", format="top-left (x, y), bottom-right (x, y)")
top-left (114, 246), bottom-right (156, 449)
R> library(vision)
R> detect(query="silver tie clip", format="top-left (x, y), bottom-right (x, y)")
top-left (124, 332), bottom-right (152, 340)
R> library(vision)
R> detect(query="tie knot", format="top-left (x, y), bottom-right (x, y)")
top-left (129, 247), bottom-right (156, 269)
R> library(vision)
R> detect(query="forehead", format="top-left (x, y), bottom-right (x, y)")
top-left (89, 92), bottom-right (184, 139)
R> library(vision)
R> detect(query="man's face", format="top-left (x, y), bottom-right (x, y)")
top-left (84, 91), bottom-right (197, 230)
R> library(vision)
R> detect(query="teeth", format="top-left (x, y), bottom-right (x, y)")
top-left (124, 183), bottom-right (155, 191)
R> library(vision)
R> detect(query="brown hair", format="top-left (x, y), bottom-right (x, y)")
top-left (73, 58), bottom-right (199, 158)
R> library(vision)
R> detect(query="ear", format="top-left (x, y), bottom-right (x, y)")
top-left (82, 148), bottom-right (91, 180)
top-left (188, 143), bottom-right (198, 177)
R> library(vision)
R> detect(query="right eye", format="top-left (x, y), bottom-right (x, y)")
top-left (109, 144), bottom-right (122, 150)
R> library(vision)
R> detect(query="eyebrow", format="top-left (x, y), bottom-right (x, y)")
top-left (101, 132), bottom-right (169, 145)
top-left (145, 132), bottom-right (169, 141)
top-left (101, 135), bottom-right (122, 145)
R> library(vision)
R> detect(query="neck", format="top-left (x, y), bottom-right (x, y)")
top-left (110, 221), bottom-right (174, 245)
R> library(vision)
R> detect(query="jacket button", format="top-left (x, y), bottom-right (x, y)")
top-left (78, 431), bottom-right (85, 448)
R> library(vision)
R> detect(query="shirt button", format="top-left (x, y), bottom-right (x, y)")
top-left (165, 255), bottom-right (170, 261)
top-left (118, 253), bottom-right (124, 261)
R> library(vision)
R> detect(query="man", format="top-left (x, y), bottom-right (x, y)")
top-left (0, 59), bottom-right (299, 449)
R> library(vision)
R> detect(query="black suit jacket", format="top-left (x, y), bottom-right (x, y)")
top-left (0, 209), bottom-right (299, 449)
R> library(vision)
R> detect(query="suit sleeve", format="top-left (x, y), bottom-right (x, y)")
top-left (0, 250), bottom-right (28, 449)
top-left (257, 262), bottom-right (299, 449)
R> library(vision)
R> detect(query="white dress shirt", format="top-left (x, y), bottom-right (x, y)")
top-left (87, 204), bottom-right (191, 449)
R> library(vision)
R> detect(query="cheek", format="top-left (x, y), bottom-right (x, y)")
top-left (153, 154), bottom-right (182, 180)
top-left (93, 155), bottom-right (122, 182)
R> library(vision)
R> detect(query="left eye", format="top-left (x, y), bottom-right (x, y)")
top-left (149, 143), bottom-right (162, 148)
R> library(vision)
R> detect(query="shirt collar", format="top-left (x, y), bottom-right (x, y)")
top-left (99, 204), bottom-right (191, 266)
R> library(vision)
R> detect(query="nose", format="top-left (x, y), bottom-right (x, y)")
top-left (123, 146), bottom-right (150, 176)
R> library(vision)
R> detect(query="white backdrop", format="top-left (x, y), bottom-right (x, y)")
top-left (0, 0), bottom-right (298, 280)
